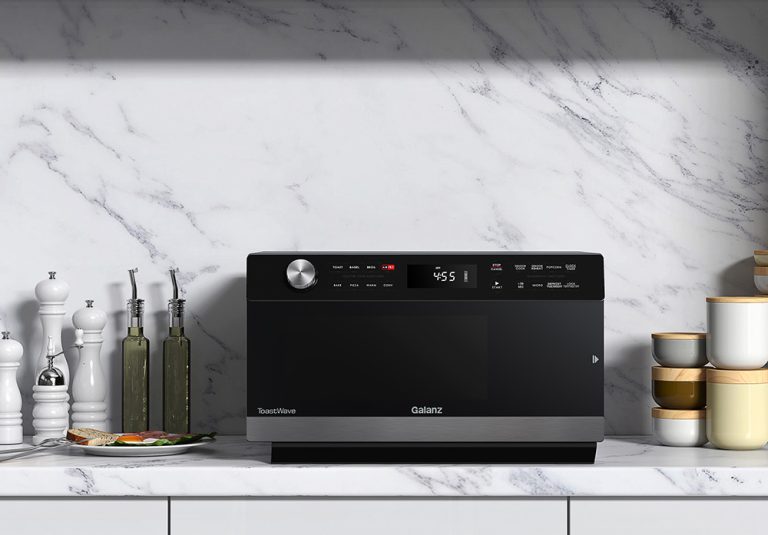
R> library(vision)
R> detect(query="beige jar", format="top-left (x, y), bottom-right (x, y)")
top-left (706, 368), bottom-right (768, 450)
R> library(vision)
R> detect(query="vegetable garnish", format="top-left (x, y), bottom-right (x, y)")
top-left (106, 432), bottom-right (216, 447)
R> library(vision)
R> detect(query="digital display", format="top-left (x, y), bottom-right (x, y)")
top-left (407, 264), bottom-right (477, 288)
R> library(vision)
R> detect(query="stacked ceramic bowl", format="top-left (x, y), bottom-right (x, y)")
top-left (650, 333), bottom-right (708, 447)
top-left (755, 249), bottom-right (768, 294)
top-left (705, 296), bottom-right (768, 449)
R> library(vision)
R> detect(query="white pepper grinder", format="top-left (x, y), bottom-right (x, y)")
top-left (35, 271), bottom-right (70, 385)
top-left (0, 332), bottom-right (24, 444)
top-left (71, 300), bottom-right (108, 431)
top-left (32, 337), bottom-right (70, 445)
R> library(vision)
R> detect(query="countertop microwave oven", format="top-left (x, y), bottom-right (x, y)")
top-left (247, 252), bottom-right (604, 463)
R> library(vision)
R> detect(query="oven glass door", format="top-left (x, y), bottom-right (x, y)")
top-left (248, 300), bottom-right (603, 417)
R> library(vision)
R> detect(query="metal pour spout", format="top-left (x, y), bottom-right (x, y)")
top-left (169, 268), bottom-right (179, 300)
top-left (128, 268), bottom-right (139, 300)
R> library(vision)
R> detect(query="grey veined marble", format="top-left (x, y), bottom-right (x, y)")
top-left (0, 1), bottom-right (765, 435)
top-left (2, 436), bottom-right (768, 496)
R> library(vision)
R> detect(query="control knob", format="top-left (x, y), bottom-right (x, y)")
top-left (286, 259), bottom-right (317, 290)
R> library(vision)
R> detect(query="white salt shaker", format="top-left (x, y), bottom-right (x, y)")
top-left (71, 300), bottom-right (108, 431)
top-left (35, 271), bottom-right (70, 385)
top-left (0, 332), bottom-right (23, 444)
top-left (32, 337), bottom-right (69, 445)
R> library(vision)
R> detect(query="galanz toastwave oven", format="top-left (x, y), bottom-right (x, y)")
top-left (247, 252), bottom-right (604, 463)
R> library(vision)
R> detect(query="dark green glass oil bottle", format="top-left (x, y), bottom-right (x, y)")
top-left (163, 269), bottom-right (190, 434)
top-left (122, 269), bottom-right (149, 432)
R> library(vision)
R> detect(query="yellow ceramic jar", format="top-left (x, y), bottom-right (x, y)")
top-left (706, 368), bottom-right (768, 450)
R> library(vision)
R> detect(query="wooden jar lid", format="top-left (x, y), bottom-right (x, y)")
top-left (706, 368), bottom-right (768, 384)
top-left (652, 332), bottom-right (705, 340)
top-left (651, 407), bottom-right (705, 419)
top-left (755, 267), bottom-right (768, 276)
top-left (755, 250), bottom-right (768, 255)
top-left (706, 296), bottom-right (768, 303)
top-left (652, 366), bottom-right (706, 381)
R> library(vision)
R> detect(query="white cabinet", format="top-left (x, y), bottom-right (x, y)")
top-left (171, 498), bottom-right (566, 535)
top-left (12, 495), bottom-right (768, 535)
top-left (0, 498), bottom-right (167, 535)
top-left (571, 498), bottom-right (768, 535)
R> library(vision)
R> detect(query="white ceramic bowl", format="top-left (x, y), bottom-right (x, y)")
top-left (652, 407), bottom-right (707, 447)
top-left (755, 267), bottom-right (768, 294)
top-left (706, 297), bottom-right (768, 369)
top-left (755, 250), bottom-right (768, 267)
top-left (651, 332), bottom-right (707, 367)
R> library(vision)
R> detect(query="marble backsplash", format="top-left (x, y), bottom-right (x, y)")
top-left (0, 0), bottom-right (765, 435)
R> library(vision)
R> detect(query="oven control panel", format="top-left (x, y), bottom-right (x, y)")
top-left (248, 252), bottom-right (604, 301)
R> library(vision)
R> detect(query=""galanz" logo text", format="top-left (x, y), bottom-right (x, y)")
top-left (411, 406), bottom-right (443, 415)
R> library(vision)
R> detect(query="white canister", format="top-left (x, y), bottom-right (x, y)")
top-left (706, 296), bottom-right (768, 369)
top-left (652, 407), bottom-right (707, 447)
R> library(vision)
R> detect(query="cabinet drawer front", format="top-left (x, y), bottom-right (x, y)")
top-left (572, 498), bottom-right (768, 535)
top-left (172, 498), bottom-right (566, 535)
top-left (0, 498), bottom-right (167, 535)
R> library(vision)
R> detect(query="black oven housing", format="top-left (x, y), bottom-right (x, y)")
top-left (247, 252), bottom-right (604, 463)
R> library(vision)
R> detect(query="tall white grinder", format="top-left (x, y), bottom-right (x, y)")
top-left (71, 300), bottom-right (109, 431)
top-left (35, 271), bottom-right (70, 385)
top-left (0, 332), bottom-right (23, 444)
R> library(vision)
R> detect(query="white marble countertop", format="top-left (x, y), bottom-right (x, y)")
top-left (2, 436), bottom-right (768, 497)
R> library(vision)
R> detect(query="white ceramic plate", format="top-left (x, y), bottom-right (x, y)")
top-left (73, 440), bottom-right (213, 457)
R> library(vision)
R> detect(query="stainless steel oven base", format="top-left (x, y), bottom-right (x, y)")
top-left (248, 416), bottom-right (604, 443)
top-left (268, 442), bottom-right (598, 464)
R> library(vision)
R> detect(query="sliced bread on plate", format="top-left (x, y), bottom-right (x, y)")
top-left (67, 428), bottom-right (120, 446)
